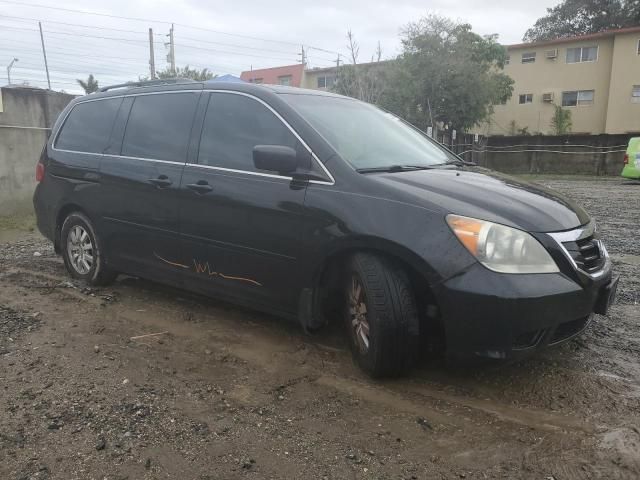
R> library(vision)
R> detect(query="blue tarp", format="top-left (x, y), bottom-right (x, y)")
top-left (206, 74), bottom-right (245, 83)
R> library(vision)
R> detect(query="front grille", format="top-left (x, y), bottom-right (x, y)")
top-left (562, 236), bottom-right (605, 273)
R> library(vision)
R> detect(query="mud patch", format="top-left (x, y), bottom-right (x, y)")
top-left (1, 177), bottom-right (639, 479)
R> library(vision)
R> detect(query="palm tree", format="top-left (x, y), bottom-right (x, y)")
top-left (76, 74), bottom-right (99, 94)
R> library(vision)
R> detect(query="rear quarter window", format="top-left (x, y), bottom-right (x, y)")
top-left (55, 98), bottom-right (123, 154)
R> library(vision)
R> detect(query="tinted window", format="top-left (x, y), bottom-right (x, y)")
top-left (198, 93), bottom-right (297, 171)
top-left (55, 98), bottom-right (122, 153)
top-left (122, 92), bottom-right (199, 161)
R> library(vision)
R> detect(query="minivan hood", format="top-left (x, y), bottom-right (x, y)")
top-left (368, 167), bottom-right (589, 232)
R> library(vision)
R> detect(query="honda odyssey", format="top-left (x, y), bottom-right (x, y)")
top-left (33, 79), bottom-right (618, 377)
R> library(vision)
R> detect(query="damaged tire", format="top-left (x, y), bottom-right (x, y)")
top-left (60, 212), bottom-right (117, 286)
top-left (344, 253), bottom-right (419, 378)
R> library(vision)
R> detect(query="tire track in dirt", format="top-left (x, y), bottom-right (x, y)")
top-left (2, 266), bottom-right (598, 436)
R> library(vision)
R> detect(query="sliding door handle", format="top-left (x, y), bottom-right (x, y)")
top-left (186, 181), bottom-right (213, 194)
top-left (148, 176), bottom-right (172, 188)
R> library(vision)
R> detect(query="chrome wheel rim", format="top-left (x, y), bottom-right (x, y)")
top-left (66, 225), bottom-right (93, 275)
top-left (349, 275), bottom-right (370, 353)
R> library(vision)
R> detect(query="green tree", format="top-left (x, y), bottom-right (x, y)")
top-left (550, 104), bottom-right (572, 135)
top-left (76, 74), bottom-right (99, 94)
top-left (156, 65), bottom-right (215, 81)
top-left (380, 15), bottom-right (513, 132)
top-left (523, 0), bottom-right (639, 42)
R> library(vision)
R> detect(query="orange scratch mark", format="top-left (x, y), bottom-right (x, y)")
top-left (193, 259), bottom-right (262, 286)
top-left (193, 259), bottom-right (217, 276)
top-left (154, 252), bottom-right (261, 286)
top-left (218, 273), bottom-right (263, 287)
top-left (154, 252), bottom-right (189, 269)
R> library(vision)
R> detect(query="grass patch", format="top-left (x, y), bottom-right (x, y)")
top-left (0, 213), bottom-right (36, 232)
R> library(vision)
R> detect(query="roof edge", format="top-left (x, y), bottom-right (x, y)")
top-left (507, 25), bottom-right (640, 50)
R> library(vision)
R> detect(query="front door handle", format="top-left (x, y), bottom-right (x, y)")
top-left (186, 180), bottom-right (213, 194)
top-left (148, 175), bottom-right (172, 188)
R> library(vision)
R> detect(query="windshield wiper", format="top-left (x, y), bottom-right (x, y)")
top-left (442, 157), bottom-right (479, 166)
top-left (356, 165), bottom-right (437, 173)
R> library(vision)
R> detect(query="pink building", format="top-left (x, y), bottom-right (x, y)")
top-left (240, 64), bottom-right (305, 87)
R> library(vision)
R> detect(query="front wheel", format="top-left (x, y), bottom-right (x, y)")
top-left (344, 253), bottom-right (419, 377)
top-left (60, 212), bottom-right (117, 286)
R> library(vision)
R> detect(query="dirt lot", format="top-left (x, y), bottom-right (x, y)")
top-left (1, 176), bottom-right (639, 480)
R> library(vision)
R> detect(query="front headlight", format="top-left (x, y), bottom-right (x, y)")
top-left (446, 214), bottom-right (559, 274)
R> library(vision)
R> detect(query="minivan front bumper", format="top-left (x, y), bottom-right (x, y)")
top-left (435, 257), bottom-right (615, 360)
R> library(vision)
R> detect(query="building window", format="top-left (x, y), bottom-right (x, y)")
top-left (317, 75), bottom-right (336, 89)
top-left (278, 75), bottom-right (292, 86)
top-left (505, 55), bottom-right (510, 65)
top-left (518, 93), bottom-right (533, 104)
top-left (562, 90), bottom-right (594, 107)
top-left (250, 78), bottom-right (263, 84)
top-left (637, 39), bottom-right (640, 55)
top-left (521, 52), bottom-right (536, 63)
top-left (566, 46), bottom-right (598, 63)
top-left (633, 85), bottom-right (640, 103)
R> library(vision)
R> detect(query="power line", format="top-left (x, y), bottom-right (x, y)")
top-left (0, 46), bottom-right (147, 64)
top-left (16, 64), bottom-right (147, 77)
top-left (5, 44), bottom-right (247, 74)
top-left (176, 35), bottom-right (300, 56)
top-left (0, 23), bottom-right (157, 45)
top-left (0, 23), bottom-right (304, 64)
top-left (174, 42), bottom-right (298, 62)
top-left (0, 36), bottom-right (149, 58)
top-left (0, 14), bottom-right (164, 36)
top-left (0, 0), bottom-right (344, 55)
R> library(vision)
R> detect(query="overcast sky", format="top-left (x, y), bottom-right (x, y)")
top-left (0, 0), bottom-right (559, 93)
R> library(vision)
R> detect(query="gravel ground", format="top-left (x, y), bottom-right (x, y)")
top-left (0, 176), bottom-right (639, 480)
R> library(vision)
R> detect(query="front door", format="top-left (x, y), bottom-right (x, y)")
top-left (178, 91), bottom-right (312, 314)
top-left (99, 91), bottom-right (200, 284)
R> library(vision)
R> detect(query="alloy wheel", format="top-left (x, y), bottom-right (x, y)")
top-left (66, 225), bottom-right (94, 275)
top-left (349, 275), bottom-right (370, 353)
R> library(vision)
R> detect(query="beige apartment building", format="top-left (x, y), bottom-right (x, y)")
top-left (481, 27), bottom-right (640, 135)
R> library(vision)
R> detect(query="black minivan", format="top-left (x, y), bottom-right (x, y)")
top-left (34, 79), bottom-right (618, 377)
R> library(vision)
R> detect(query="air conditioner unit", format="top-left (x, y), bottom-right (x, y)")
top-left (545, 49), bottom-right (558, 59)
top-left (542, 92), bottom-right (554, 103)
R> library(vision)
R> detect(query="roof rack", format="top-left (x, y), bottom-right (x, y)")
top-left (98, 78), bottom-right (196, 93)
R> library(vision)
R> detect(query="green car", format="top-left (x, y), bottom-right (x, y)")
top-left (621, 137), bottom-right (640, 179)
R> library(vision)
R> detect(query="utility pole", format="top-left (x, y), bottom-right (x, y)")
top-left (38, 22), bottom-right (51, 90)
top-left (299, 45), bottom-right (306, 66)
top-left (7, 57), bottom-right (18, 84)
top-left (148, 28), bottom-right (156, 79)
top-left (336, 54), bottom-right (341, 68)
top-left (166, 24), bottom-right (176, 76)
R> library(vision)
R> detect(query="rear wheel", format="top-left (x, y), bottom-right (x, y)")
top-left (344, 253), bottom-right (419, 377)
top-left (60, 212), bottom-right (117, 286)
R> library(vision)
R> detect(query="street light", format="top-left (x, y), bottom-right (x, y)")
top-left (7, 57), bottom-right (18, 85)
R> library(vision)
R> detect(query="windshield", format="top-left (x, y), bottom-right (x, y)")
top-left (282, 94), bottom-right (457, 170)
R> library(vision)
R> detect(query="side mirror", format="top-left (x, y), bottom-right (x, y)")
top-left (253, 145), bottom-right (298, 175)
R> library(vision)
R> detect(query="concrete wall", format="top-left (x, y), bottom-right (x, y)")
top-left (0, 87), bottom-right (75, 215)
top-left (474, 134), bottom-right (631, 175)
